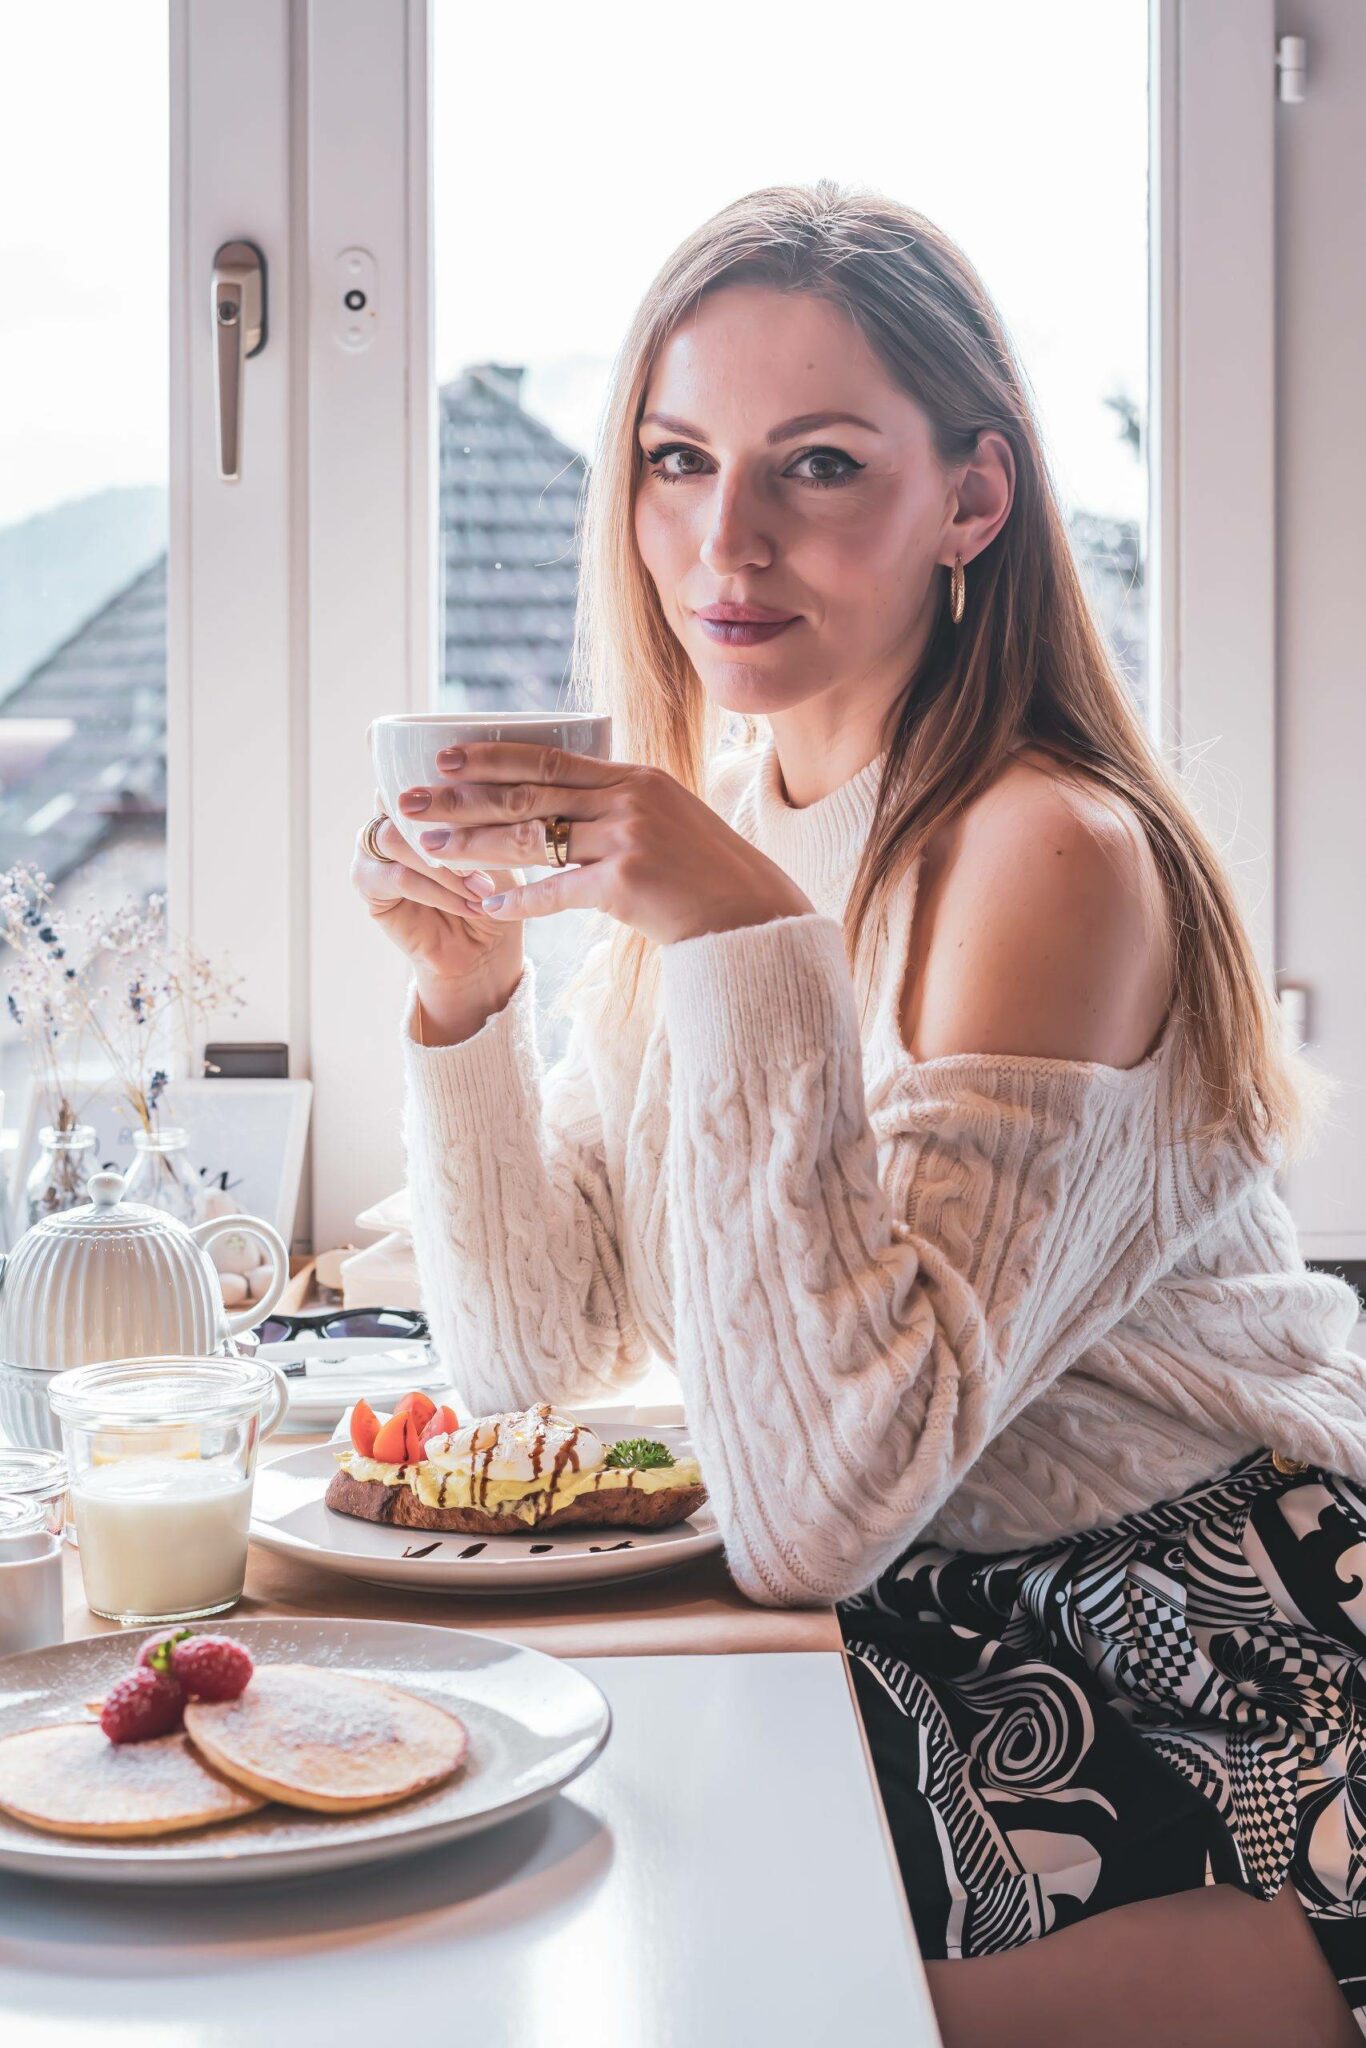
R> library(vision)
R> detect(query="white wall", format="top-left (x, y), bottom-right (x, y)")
top-left (1274, 0), bottom-right (1366, 1260)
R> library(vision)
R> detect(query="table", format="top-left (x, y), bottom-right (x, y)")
top-left (0, 1654), bottom-right (943, 2048)
top-left (41, 1422), bottom-right (940, 2046)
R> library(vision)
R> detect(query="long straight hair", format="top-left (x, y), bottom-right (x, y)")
top-left (565, 180), bottom-right (1305, 1159)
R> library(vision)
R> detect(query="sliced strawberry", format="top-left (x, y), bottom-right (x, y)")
top-left (349, 1397), bottom-right (380, 1457)
top-left (403, 1410), bottom-right (425, 1462)
top-left (419, 1403), bottom-right (458, 1446)
top-left (371, 1412), bottom-right (410, 1463)
top-left (393, 1389), bottom-right (437, 1429)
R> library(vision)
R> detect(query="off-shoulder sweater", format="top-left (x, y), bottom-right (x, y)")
top-left (397, 736), bottom-right (1366, 1607)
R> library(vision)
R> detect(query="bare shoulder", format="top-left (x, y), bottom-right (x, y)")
top-left (901, 749), bottom-right (1174, 1068)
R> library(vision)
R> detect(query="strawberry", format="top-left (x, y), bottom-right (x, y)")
top-left (349, 1397), bottom-right (380, 1457)
top-left (419, 1403), bottom-right (458, 1446)
top-left (403, 1410), bottom-right (424, 1462)
top-left (393, 1389), bottom-right (437, 1429)
top-left (169, 1634), bottom-right (253, 1702)
top-left (101, 1666), bottom-right (186, 1745)
top-left (138, 1627), bottom-right (191, 1674)
top-left (371, 1412), bottom-right (410, 1463)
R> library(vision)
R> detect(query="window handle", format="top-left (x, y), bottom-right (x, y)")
top-left (211, 240), bottom-right (267, 482)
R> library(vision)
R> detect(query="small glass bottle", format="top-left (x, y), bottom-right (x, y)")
top-left (122, 1125), bottom-right (203, 1227)
top-left (24, 1123), bottom-right (96, 1226)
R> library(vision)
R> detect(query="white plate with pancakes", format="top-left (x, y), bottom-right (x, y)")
top-left (250, 1423), bottom-right (723, 1594)
top-left (0, 1618), bottom-right (610, 1885)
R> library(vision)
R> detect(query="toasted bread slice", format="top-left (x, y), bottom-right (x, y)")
top-left (0, 1723), bottom-right (265, 1839)
top-left (183, 1664), bottom-right (468, 1815)
top-left (325, 1467), bottom-right (708, 1535)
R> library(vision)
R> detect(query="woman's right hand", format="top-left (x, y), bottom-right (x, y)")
top-left (352, 798), bottom-right (524, 994)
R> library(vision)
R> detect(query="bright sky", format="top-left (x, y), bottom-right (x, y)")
top-left (0, 0), bottom-right (1147, 531)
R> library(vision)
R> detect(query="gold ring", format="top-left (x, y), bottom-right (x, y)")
top-left (360, 813), bottom-right (390, 862)
top-left (543, 816), bottom-right (573, 868)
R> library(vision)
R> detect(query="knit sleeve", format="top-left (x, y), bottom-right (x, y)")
top-left (398, 947), bottom-right (649, 1410)
top-left (662, 911), bottom-right (1170, 1607)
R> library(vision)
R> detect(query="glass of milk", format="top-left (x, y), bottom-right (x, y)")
top-left (48, 1355), bottom-right (288, 1625)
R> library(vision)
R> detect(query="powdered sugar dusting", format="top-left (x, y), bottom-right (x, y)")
top-left (185, 1665), bottom-right (467, 1796)
top-left (0, 1725), bottom-right (259, 1832)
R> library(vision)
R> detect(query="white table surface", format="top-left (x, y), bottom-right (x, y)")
top-left (0, 1651), bottom-right (942, 2048)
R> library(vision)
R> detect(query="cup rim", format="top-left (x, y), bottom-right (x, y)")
top-left (368, 711), bottom-right (610, 730)
top-left (0, 1495), bottom-right (48, 1541)
top-left (47, 1353), bottom-right (281, 1427)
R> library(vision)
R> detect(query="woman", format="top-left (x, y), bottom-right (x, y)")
top-left (354, 183), bottom-right (1366, 2045)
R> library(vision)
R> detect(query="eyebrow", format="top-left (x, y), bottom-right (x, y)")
top-left (639, 409), bottom-right (882, 444)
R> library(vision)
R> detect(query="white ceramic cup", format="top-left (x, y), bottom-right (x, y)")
top-left (368, 712), bottom-right (613, 873)
top-left (0, 1497), bottom-right (63, 1656)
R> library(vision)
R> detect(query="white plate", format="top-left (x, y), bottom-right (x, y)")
top-left (250, 1427), bottom-right (721, 1594)
top-left (0, 1618), bottom-right (609, 1886)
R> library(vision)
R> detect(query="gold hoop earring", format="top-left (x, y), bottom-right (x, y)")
top-left (949, 554), bottom-right (966, 626)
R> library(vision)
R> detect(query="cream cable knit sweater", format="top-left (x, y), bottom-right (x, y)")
top-left (398, 738), bottom-right (1366, 1606)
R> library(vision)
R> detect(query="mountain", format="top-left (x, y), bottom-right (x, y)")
top-left (0, 485), bottom-right (168, 699)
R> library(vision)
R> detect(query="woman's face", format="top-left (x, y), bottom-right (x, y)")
top-left (633, 284), bottom-right (958, 725)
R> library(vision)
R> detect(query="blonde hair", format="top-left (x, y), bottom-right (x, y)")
top-left (564, 179), bottom-right (1307, 1160)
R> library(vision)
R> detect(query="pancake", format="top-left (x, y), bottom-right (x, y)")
top-left (0, 1723), bottom-right (265, 1839)
top-left (183, 1664), bottom-right (468, 1814)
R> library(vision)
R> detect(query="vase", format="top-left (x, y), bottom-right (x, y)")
top-left (121, 1126), bottom-right (204, 1227)
top-left (24, 1124), bottom-right (97, 1227)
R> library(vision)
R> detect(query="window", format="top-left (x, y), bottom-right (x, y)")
top-left (0, 3), bottom-right (169, 1120)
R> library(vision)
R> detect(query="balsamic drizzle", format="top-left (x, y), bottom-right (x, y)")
top-left (401, 1540), bottom-right (442, 1559)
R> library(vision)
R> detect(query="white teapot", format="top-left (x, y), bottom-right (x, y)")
top-left (0, 1170), bottom-right (289, 1450)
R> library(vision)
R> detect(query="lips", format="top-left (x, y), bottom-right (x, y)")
top-left (694, 603), bottom-right (799, 649)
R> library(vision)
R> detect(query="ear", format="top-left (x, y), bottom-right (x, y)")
top-left (942, 429), bottom-right (1015, 567)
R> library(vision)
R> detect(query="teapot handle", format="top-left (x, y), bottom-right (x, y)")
top-left (191, 1214), bottom-right (290, 1336)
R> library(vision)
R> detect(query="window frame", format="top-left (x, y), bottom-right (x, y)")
top-left (172, 0), bottom-right (1279, 1249)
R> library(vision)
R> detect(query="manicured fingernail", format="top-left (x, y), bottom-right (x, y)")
top-left (399, 787), bottom-right (432, 812)
top-left (419, 827), bottom-right (451, 851)
top-left (482, 894), bottom-right (506, 913)
top-left (436, 746), bottom-right (466, 771)
top-left (465, 871), bottom-right (495, 896)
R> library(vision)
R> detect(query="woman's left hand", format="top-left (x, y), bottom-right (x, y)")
top-left (395, 740), bottom-right (813, 946)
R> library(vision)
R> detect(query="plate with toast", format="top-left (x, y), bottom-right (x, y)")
top-left (250, 1397), bottom-right (723, 1593)
top-left (0, 1617), bottom-right (610, 1885)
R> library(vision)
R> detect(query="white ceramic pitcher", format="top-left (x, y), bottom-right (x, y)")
top-left (0, 1170), bottom-right (289, 1449)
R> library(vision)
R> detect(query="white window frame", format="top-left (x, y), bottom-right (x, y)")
top-left (173, 0), bottom-right (1280, 1252)
top-left (172, 0), bottom-right (432, 1249)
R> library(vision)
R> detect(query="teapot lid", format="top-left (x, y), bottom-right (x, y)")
top-left (33, 1167), bottom-right (183, 1239)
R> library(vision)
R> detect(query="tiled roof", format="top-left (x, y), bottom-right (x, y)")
top-left (439, 364), bottom-right (585, 709)
top-left (0, 554), bottom-right (166, 885)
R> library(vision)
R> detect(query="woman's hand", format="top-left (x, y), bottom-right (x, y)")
top-left (392, 741), bottom-right (813, 945)
top-left (351, 793), bottom-right (524, 991)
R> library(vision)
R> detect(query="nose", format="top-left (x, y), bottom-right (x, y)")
top-left (698, 474), bottom-right (774, 576)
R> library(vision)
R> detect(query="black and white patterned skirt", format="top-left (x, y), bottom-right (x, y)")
top-left (840, 1451), bottom-right (1366, 2029)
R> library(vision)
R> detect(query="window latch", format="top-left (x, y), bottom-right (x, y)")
top-left (211, 240), bottom-right (267, 482)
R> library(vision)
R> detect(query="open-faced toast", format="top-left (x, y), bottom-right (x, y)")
top-left (325, 1399), bottom-right (707, 1537)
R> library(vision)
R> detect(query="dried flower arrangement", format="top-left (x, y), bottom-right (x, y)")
top-left (0, 864), bottom-right (245, 1142)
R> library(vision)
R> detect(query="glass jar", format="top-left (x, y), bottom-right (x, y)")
top-left (0, 1496), bottom-right (63, 1656)
top-left (24, 1123), bottom-right (96, 1226)
top-left (121, 1125), bottom-right (203, 1227)
top-left (0, 1447), bottom-right (68, 1536)
top-left (48, 1355), bottom-right (288, 1626)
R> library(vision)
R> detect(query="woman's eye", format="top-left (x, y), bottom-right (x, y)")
top-left (641, 442), bottom-right (864, 490)
top-left (789, 447), bottom-right (865, 489)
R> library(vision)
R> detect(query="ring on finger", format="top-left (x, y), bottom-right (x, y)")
top-left (361, 813), bottom-right (390, 862)
top-left (542, 815), bottom-right (573, 868)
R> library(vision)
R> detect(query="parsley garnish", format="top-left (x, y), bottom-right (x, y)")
top-left (604, 1437), bottom-right (675, 1471)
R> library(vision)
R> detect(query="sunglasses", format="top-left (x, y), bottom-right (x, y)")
top-left (252, 1306), bottom-right (430, 1347)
